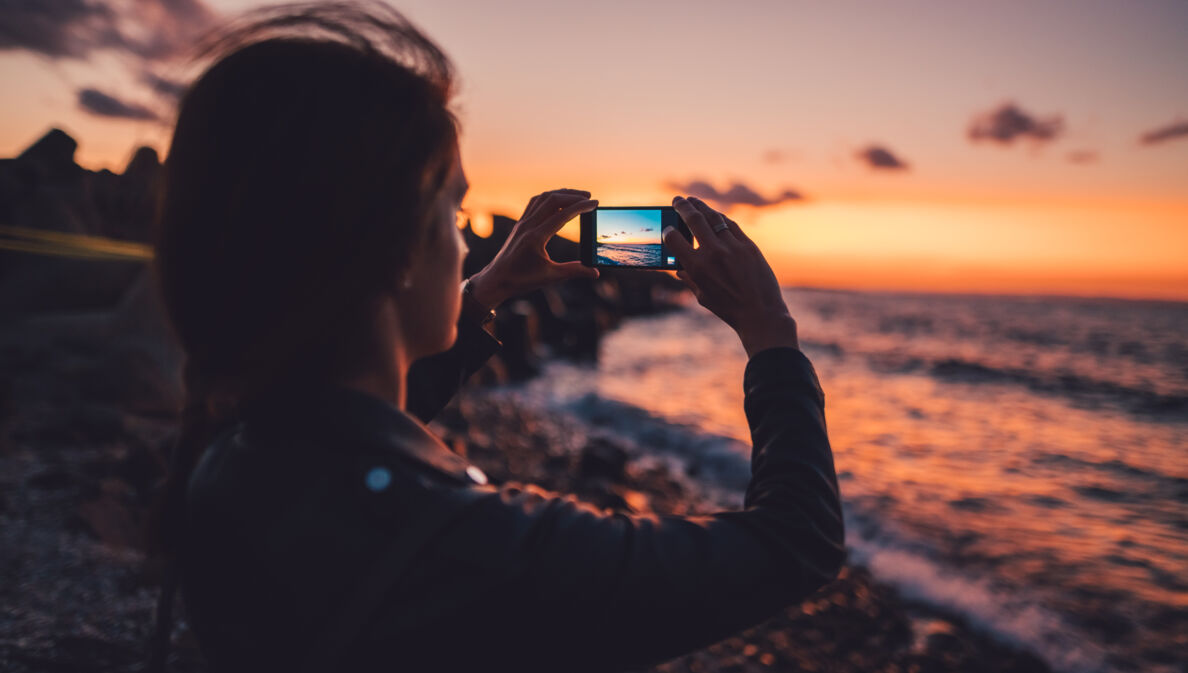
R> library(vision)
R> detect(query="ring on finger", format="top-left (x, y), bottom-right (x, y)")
top-left (711, 222), bottom-right (730, 234)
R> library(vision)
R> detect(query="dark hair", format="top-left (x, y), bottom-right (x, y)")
top-left (146, 2), bottom-right (458, 665)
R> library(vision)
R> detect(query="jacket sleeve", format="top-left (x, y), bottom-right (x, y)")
top-left (405, 314), bottom-right (502, 423)
top-left (427, 346), bottom-right (846, 672)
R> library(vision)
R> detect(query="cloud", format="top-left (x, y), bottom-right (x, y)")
top-left (856, 144), bottom-right (909, 170)
top-left (140, 70), bottom-right (188, 100)
top-left (77, 88), bottom-right (159, 121)
top-left (0, 0), bottom-right (217, 62)
top-left (665, 179), bottom-right (805, 209)
top-left (762, 149), bottom-right (802, 164)
top-left (1065, 149), bottom-right (1099, 164)
top-left (1139, 120), bottom-right (1188, 145)
top-left (0, 0), bottom-right (114, 59)
top-left (968, 102), bottom-right (1063, 144)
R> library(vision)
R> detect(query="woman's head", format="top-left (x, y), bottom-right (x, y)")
top-left (154, 1), bottom-right (466, 412)
top-left (148, 2), bottom-right (466, 559)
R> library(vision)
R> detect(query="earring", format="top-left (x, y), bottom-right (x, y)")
top-left (400, 276), bottom-right (413, 290)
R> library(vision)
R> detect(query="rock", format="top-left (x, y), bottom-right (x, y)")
top-left (27, 466), bottom-right (80, 491)
top-left (73, 478), bottom-right (142, 550)
top-left (0, 256), bottom-right (145, 316)
top-left (0, 129), bottom-right (165, 319)
top-left (493, 301), bottom-right (541, 381)
top-left (16, 128), bottom-right (81, 181)
top-left (578, 437), bottom-right (629, 483)
top-left (123, 146), bottom-right (160, 180)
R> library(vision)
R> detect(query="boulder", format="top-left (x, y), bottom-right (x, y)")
top-left (578, 437), bottom-right (629, 483)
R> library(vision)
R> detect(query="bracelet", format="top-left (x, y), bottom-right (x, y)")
top-left (461, 278), bottom-right (496, 327)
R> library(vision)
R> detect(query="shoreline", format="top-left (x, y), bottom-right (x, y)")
top-left (0, 284), bottom-right (1054, 673)
top-left (431, 387), bottom-right (1055, 673)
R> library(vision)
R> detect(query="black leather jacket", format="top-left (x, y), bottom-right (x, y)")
top-left (182, 315), bottom-right (846, 672)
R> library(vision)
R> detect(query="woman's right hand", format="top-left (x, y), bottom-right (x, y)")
top-left (663, 196), bottom-right (800, 358)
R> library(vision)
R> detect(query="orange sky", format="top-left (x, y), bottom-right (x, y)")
top-left (1, 0), bottom-right (1186, 300)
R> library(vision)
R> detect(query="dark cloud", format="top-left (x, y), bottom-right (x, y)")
top-left (77, 88), bottom-right (159, 121)
top-left (1066, 149), bottom-right (1099, 165)
top-left (140, 70), bottom-right (188, 100)
top-left (856, 145), bottom-right (909, 170)
top-left (666, 179), bottom-right (805, 209)
top-left (1139, 120), bottom-right (1188, 145)
top-left (0, 0), bottom-right (216, 62)
top-left (968, 102), bottom-right (1064, 144)
top-left (0, 0), bottom-right (115, 59)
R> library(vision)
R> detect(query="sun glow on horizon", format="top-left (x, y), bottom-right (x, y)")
top-left (3, 0), bottom-right (1186, 302)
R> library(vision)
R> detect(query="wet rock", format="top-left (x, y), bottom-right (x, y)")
top-left (578, 438), bottom-right (629, 483)
top-left (73, 478), bottom-right (142, 551)
top-left (27, 466), bottom-right (80, 491)
top-left (20, 404), bottom-right (127, 445)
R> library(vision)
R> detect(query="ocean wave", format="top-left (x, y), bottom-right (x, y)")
top-left (561, 392), bottom-right (754, 498)
top-left (842, 514), bottom-right (1119, 673)
top-left (865, 353), bottom-right (1188, 421)
top-left (1030, 452), bottom-right (1188, 501)
top-left (563, 391), bottom-right (1128, 673)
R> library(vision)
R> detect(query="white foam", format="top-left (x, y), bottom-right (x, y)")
top-left (844, 521), bottom-right (1115, 673)
top-left (497, 374), bottom-right (1170, 673)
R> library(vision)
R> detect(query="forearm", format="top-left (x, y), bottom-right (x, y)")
top-left (735, 314), bottom-right (800, 359)
top-left (741, 346), bottom-right (846, 579)
top-left (405, 312), bottom-right (502, 423)
top-left (402, 347), bottom-right (845, 673)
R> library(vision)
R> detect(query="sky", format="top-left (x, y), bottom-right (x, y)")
top-left (1, 0), bottom-right (1186, 299)
top-left (597, 210), bottom-right (663, 245)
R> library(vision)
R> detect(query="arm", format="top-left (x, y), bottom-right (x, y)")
top-left (405, 301), bottom-right (502, 423)
top-left (417, 346), bottom-right (844, 672)
top-left (407, 188), bottom-right (599, 422)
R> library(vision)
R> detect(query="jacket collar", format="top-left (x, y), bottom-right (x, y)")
top-left (241, 384), bottom-right (480, 485)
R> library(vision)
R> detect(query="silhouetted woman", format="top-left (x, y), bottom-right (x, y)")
top-left (149, 3), bottom-right (844, 672)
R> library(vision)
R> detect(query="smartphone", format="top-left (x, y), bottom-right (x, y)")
top-left (580, 206), bottom-right (692, 270)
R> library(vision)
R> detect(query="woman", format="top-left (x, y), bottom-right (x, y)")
top-left (150, 3), bottom-right (845, 672)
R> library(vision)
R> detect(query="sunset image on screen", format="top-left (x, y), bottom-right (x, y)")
top-left (595, 209), bottom-right (663, 266)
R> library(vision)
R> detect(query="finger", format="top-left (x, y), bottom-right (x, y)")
top-left (687, 196), bottom-right (734, 245)
top-left (539, 198), bottom-right (597, 239)
top-left (553, 260), bottom-right (599, 280)
top-left (519, 193), bottom-right (545, 220)
top-left (533, 192), bottom-right (588, 220)
top-left (522, 189), bottom-right (585, 220)
top-left (723, 214), bottom-right (755, 247)
top-left (662, 224), bottom-right (694, 264)
top-left (672, 196), bottom-right (718, 249)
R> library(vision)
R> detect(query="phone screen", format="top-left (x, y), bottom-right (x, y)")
top-left (583, 206), bottom-right (685, 269)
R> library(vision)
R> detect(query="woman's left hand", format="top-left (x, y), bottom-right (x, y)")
top-left (466, 188), bottom-right (599, 309)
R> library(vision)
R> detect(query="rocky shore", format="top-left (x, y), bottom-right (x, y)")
top-left (0, 130), bottom-right (1054, 672)
top-left (0, 322), bottom-right (1054, 672)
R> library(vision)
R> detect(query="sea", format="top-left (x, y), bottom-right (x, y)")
top-left (597, 242), bottom-right (663, 266)
top-left (494, 288), bottom-right (1188, 673)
